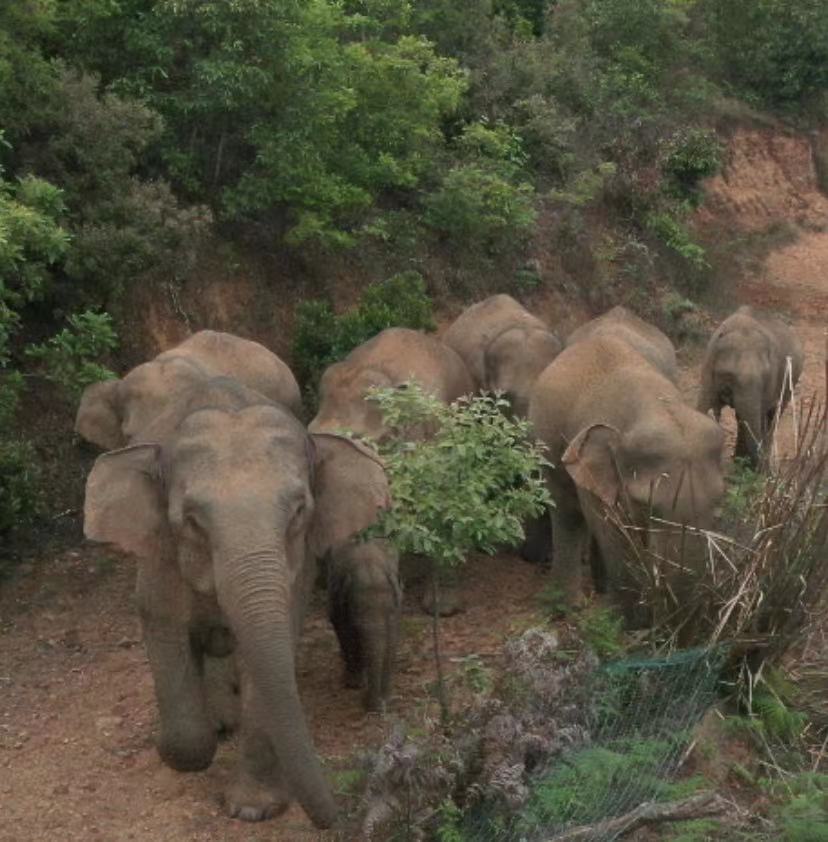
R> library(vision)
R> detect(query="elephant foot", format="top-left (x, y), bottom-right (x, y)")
top-left (420, 586), bottom-right (464, 617)
top-left (225, 774), bottom-right (289, 822)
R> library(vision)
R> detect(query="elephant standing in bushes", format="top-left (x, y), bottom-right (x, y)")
top-left (528, 335), bottom-right (725, 623)
top-left (442, 294), bottom-right (563, 417)
top-left (698, 305), bottom-right (803, 469)
top-left (83, 380), bottom-right (391, 827)
top-left (311, 432), bottom-right (401, 713)
top-left (75, 330), bottom-right (302, 450)
top-left (310, 327), bottom-right (473, 616)
top-left (566, 305), bottom-right (678, 383)
top-left (309, 327), bottom-right (474, 440)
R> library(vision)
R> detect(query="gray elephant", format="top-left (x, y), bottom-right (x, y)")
top-left (566, 305), bottom-right (678, 383)
top-left (328, 537), bottom-right (401, 713)
top-left (442, 294), bottom-right (563, 417)
top-left (82, 379), bottom-right (390, 827)
top-left (309, 327), bottom-right (474, 439)
top-left (528, 335), bottom-right (725, 622)
top-left (75, 330), bottom-right (302, 450)
top-left (311, 432), bottom-right (401, 713)
top-left (698, 305), bottom-right (803, 468)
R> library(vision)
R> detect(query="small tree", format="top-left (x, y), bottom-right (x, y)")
top-left (365, 383), bottom-right (551, 720)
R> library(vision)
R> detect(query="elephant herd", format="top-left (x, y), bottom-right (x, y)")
top-left (75, 296), bottom-right (802, 828)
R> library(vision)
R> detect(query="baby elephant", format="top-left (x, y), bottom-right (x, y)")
top-left (328, 538), bottom-right (401, 713)
top-left (698, 305), bottom-right (803, 468)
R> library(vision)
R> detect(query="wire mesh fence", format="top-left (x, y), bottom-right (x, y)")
top-left (457, 646), bottom-right (725, 842)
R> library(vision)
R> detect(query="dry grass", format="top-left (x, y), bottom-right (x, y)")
top-left (606, 390), bottom-right (827, 681)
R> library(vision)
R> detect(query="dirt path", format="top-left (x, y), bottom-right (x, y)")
top-left (0, 548), bottom-right (546, 841)
top-left (1, 130), bottom-right (826, 842)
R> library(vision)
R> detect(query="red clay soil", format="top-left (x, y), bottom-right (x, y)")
top-left (1, 129), bottom-right (826, 841)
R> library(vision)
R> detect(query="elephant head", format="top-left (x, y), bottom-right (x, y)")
top-left (309, 364), bottom-right (393, 440)
top-left (484, 326), bottom-right (562, 417)
top-left (75, 355), bottom-right (208, 450)
top-left (82, 400), bottom-right (384, 828)
top-left (562, 418), bottom-right (725, 611)
top-left (75, 331), bottom-right (303, 451)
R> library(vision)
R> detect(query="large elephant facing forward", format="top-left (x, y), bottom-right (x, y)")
top-left (698, 305), bottom-right (803, 468)
top-left (442, 294), bottom-right (563, 417)
top-left (83, 379), bottom-right (389, 828)
top-left (566, 305), bottom-right (678, 383)
top-left (528, 335), bottom-right (725, 621)
top-left (309, 327), bottom-right (473, 439)
top-left (75, 330), bottom-right (302, 450)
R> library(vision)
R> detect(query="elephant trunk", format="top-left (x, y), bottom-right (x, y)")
top-left (214, 544), bottom-right (337, 829)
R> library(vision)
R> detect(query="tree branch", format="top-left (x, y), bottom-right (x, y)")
top-left (544, 791), bottom-right (730, 841)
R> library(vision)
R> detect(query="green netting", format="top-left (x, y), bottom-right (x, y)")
top-left (459, 646), bottom-right (725, 841)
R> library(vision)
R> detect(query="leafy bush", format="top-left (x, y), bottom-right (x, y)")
top-left (576, 607), bottom-right (625, 660)
top-left (0, 437), bottom-right (41, 536)
top-left (292, 271), bottom-right (435, 388)
top-left (20, 69), bottom-right (212, 301)
top-left (776, 774), bottom-right (828, 842)
top-left (703, 0), bottom-right (828, 107)
top-left (646, 210), bottom-right (709, 273)
top-left (367, 385), bottom-right (550, 566)
top-left (662, 128), bottom-right (723, 204)
top-left (26, 311), bottom-right (118, 400)
top-left (0, 168), bottom-right (70, 363)
top-left (424, 163), bottom-right (536, 253)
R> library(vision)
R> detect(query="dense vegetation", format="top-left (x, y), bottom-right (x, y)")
top-left (2, 0), bottom-right (828, 540)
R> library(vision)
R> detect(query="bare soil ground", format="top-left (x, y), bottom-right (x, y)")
top-left (1, 129), bottom-right (826, 841)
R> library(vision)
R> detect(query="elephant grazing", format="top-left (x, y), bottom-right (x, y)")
top-left (82, 380), bottom-right (391, 828)
top-left (75, 329), bottom-right (302, 450)
top-left (309, 327), bottom-right (474, 440)
top-left (698, 305), bottom-right (803, 469)
top-left (566, 305), bottom-right (678, 383)
top-left (528, 335), bottom-right (725, 622)
top-left (442, 294), bottom-right (563, 417)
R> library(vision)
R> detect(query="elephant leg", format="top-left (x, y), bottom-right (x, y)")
top-left (550, 498), bottom-right (588, 609)
top-left (361, 604), bottom-right (399, 713)
top-left (226, 676), bottom-right (290, 822)
top-left (330, 592), bottom-right (364, 689)
top-left (520, 511), bottom-right (552, 565)
top-left (203, 653), bottom-right (241, 737)
top-left (136, 563), bottom-right (216, 772)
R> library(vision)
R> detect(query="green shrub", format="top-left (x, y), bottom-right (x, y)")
top-left (25, 310), bottom-right (118, 400)
top-left (703, 0), bottom-right (828, 108)
top-left (663, 128), bottom-right (723, 205)
top-left (776, 774), bottom-right (828, 842)
top-left (367, 385), bottom-right (550, 566)
top-left (646, 211), bottom-right (709, 272)
top-left (0, 437), bottom-right (41, 536)
top-left (577, 606), bottom-right (625, 660)
top-left (424, 163), bottom-right (536, 253)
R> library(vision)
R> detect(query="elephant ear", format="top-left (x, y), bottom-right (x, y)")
top-left (308, 433), bottom-right (391, 559)
top-left (84, 443), bottom-right (165, 559)
top-left (75, 378), bottom-right (124, 451)
top-left (562, 423), bottom-right (623, 508)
